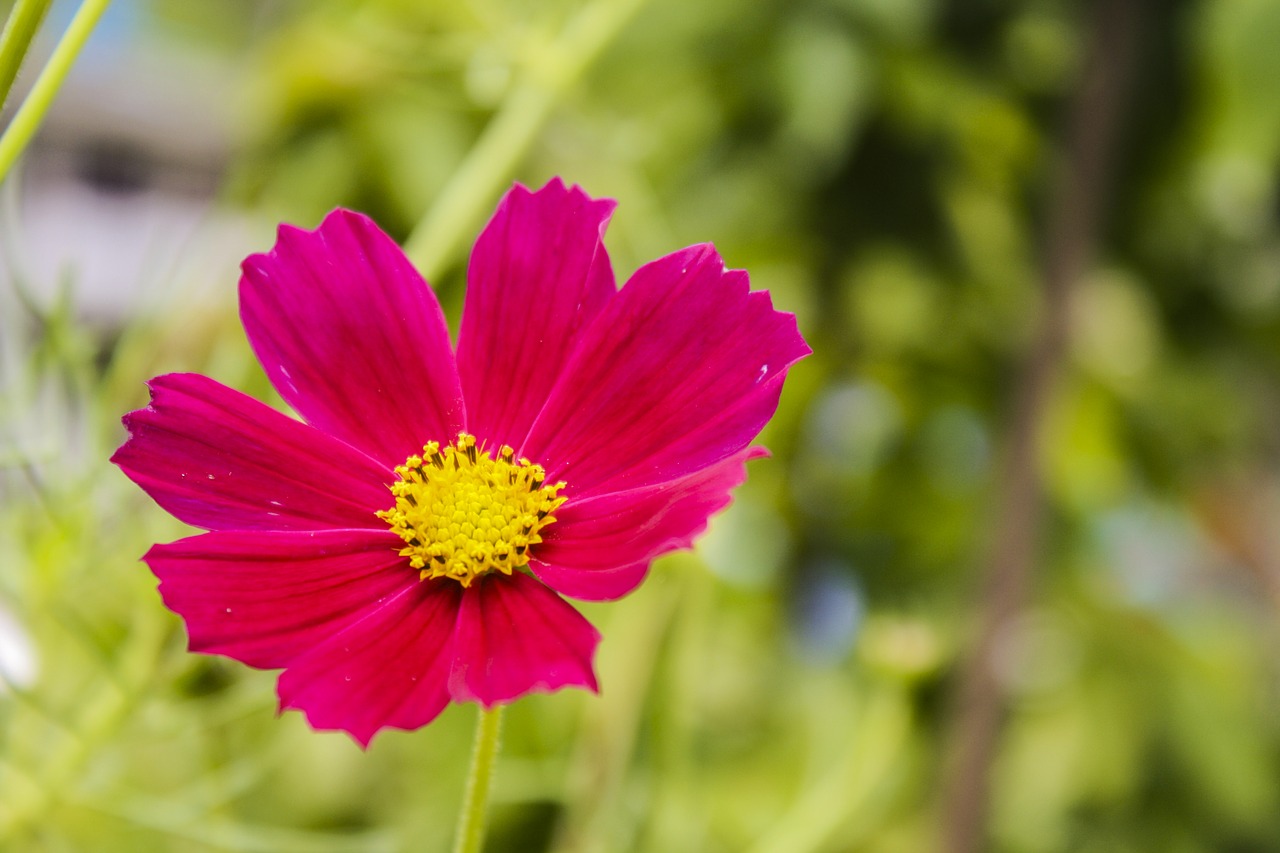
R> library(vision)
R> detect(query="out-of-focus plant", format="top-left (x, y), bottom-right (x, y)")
top-left (4, 0), bottom-right (1280, 850)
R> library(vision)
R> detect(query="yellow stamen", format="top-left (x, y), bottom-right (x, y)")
top-left (377, 433), bottom-right (567, 587)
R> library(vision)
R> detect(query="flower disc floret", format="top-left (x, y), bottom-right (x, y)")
top-left (377, 433), bottom-right (567, 587)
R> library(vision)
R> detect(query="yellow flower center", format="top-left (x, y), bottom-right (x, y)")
top-left (377, 433), bottom-right (567, 587)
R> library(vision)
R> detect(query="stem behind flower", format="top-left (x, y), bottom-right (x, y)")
top-left (453, 705), bottom-right (505, 853)
top-left (0, 0), bottom-right (112, 186)
top-left (0, 0), bottom-right (55, 111)
top-left (403, 0), bottom-right (646, 283)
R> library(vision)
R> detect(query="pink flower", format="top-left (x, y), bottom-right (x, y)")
top-left (112, 179), bottom-right (809, 746)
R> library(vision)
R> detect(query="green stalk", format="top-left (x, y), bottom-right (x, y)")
top-left (0, 0), bottom-right (55, 111)
top-left (0, 0), bottom-right (112, 186)
top-left (452, 706), bottom-right (505, 853)
top-left (403, 0), bottom-right (646, 282)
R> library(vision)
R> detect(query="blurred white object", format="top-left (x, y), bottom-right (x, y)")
top-left (0, 603), bottom-right (37, 692)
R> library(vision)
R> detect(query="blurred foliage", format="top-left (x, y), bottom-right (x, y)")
top-left (4, 0), bottom-right (1280, 850)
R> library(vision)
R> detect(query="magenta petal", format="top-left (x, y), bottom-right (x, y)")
top-left (278, 579), bottom-right (464, 747)
top-left (112, 373), bottom-right (391, 532)
top-left (522, 244), bottom-right (810, 496)
top-left (456, 179), bottom-right (617, 449)
top-left (527, 559), bottom-right (650, 606)
top-left (448, 572), bottom-right (600, 707)
top-left (147, 528), bottom-right (410, 669)
top-left (531, 448), bottom-right (763, 601)
top-left (240, 209), bottom-right (465, 467)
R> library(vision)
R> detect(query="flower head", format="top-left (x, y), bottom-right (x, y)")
top-left (112, 179), bottom-right (810, 746)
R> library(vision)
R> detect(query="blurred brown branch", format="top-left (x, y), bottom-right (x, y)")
top-left (939, 2), bottom-right (1145, 850)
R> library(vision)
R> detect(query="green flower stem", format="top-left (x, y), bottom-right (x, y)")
top-left (453, 705), bottom-right (504, 853)
top-left (404, 0), bottom-right (646, 282)
top-left (0, 0), bottom-right (111, 186)
top-left (0, 0), bottom-right (55, 111)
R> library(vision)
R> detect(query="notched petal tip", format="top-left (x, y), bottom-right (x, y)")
top-left (111, 373), bottom-right (182, 466)
top-left (245, 209), bottom-right (378, 281)
top-left (114, 372), bottom-right (185, 428)
top-left (506, 176), bottom-right (618, 210)
top-left (744, 289), bottom-right (813, 369)
top-left (276, 696), bottom-right (381, 750)
top-left (494, 179), bottom-right (619, 250)
top-left (274, 693), bottom-right (387, 749)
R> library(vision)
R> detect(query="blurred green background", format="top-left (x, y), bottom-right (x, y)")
top-left (3, 0), bottom-right (1280, 850)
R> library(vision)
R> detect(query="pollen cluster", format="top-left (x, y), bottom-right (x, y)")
top-left (377, 433), bottom-right (567, 587)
